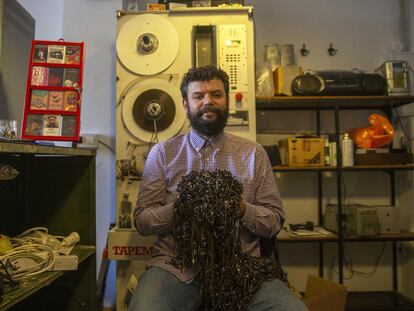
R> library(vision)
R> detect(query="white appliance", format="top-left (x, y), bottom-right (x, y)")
top-left (111, 7), bottom-right (256, 310)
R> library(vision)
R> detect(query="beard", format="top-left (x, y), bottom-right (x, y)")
top-left (187, 105), bottom-right (228, 137)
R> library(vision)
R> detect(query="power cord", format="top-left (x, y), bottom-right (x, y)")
top-left (330, 241), bottom-right (386, 279)
top-left (0, 228), bottom-right (80, 282)
top-left (0, 243), bottom-right (55, 282)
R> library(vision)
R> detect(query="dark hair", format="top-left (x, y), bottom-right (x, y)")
top-left (180, 65), bottom-right (230, 100)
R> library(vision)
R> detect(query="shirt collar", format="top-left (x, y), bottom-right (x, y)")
top-left (189, 129), bottom-right (225, 152)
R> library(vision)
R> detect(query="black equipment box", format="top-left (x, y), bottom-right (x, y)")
top-left (355, 150), bottom-right (413, 165)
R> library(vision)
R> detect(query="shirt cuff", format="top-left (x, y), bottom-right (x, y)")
top-left (240, 202), bottom-right (256, 232)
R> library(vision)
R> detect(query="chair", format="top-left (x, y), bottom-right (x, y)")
top-left (259, 235), bottom-right (280, 261)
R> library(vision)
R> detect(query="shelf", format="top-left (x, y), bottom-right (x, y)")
top-left (258, 94), bottom-right (414, 302)
top-left (278, 230), bottom-right (414, 243)
top-left (0, 138), bottom-right (96, 310)
top-left (0, 245), bottom-right (95, 311)
top-left (346, 291), bottom-right (414, 311)
top-left (256, 95), bottom-right (414, 110)
top-left (272, 164), bottom-right (414, 172)
top-left (0, 140), bottom-right (96, 157)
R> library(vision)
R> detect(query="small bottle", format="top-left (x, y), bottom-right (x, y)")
top-left (341, 133), bottom-right (354, 167)
top-left (328, 134), bottom-right (337, 167)
top-left (119, 193), bottom-right (132, 228)
top-left (324, 138), bottom-right (330, 166)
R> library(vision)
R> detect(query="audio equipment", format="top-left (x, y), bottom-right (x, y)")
top-left (324, 204), bottom-right (401, 236)
top-left (292, 71), bottom-right (387, 96)
top-left (289, 221), bottom-right (314, 231)
top-left (376, 206), bottom-right (400, 234)
top-left (381, 60), bottom-right (411, 95)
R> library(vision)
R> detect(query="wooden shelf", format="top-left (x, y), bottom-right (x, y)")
top-left (278, 230), bottom-right (414, 243)
top-left (346, 291), bottom-right (414, 311)
top-left (0, 140), bottom-right (96, 310)
top-left (259, 93), bottom-right (414, 303)
top-left (256, 95), bottom-right (414, 110)
top-left (0, 245), bottom-right (95, 311)
top-left (0, 140), bottom-right (96, 157)
top-left (272, 164), bottom-right (414, 172)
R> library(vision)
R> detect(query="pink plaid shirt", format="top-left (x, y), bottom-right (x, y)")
top-left (134, 130), bottom-right (285, 283)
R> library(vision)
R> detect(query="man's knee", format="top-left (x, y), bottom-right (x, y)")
top-left (248, 279), bottom-right (308, 311)
top-left (128, 267), bottom-right (201, 311)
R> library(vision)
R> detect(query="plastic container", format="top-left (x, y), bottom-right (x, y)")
top-left (341, 133), bottom-right (354, 167)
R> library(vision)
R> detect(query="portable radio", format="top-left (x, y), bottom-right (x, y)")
top-left (383, 60), bottom-right (410, 95)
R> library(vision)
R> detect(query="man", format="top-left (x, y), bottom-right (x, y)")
top-left (129, 65), bottom-right (307, 311)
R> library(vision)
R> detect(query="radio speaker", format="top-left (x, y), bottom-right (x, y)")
top-left (362, 74), bottom-right (388, 93)
top-left (291, 74), bottom-right (324, 95)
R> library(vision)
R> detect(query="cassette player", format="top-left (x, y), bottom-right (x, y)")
top-left (292, 70), bottom-right (387, 96)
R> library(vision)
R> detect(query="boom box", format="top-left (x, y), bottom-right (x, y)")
top-left (292, 71), bottom-right (387, 96)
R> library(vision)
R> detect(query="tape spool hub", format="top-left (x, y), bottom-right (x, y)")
top-left (133, 89), bottom-right (176, 132)
top-left (137, 33), bottom-right (158, 54)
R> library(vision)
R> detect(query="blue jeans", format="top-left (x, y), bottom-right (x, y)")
top-left (128, 267), bottom-right (308, 311)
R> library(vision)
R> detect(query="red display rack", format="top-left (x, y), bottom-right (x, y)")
top-left (21, 39), bottom-right (85, 142)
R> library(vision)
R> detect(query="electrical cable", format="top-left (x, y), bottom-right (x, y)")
top-left (98, 139), bottom-right (115, 153)
top-left (0, 228), bottom-right (80, 282)
top-left (15, 227), bottom-right (49, 238)
top-left (0, 243), bottom-right (55, 281)
top-left (328, 175), bottom-right (387, 279)
top-left (256, 111), bottom-right (269, 132)
top-left (145, 119), bottom-right (160, 158)
top-left (330, 242), bottom-right (386, 279)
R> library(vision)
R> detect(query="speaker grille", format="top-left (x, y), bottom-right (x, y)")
top-left (292, 75), bottom-right (324, 95)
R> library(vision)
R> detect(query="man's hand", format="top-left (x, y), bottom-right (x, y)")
top-left (238, 199), bottom-right (246, 219)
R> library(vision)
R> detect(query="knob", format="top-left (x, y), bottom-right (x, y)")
top-left (235, 92), bottom-right (243, 102)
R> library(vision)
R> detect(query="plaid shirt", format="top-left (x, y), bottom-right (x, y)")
top-left (134, 130), bottom-right (285, 283)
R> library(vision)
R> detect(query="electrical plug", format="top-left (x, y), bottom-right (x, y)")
top-left (61, 232), bottom-right (80, 248)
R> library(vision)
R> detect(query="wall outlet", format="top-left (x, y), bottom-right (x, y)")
top-left (80, 133), bottom-right (99, 148)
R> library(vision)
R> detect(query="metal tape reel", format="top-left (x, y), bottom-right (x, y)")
top-left (121, 79), bottom-right (186, 142)
top-left (116, 14), bottom-right (179, 75)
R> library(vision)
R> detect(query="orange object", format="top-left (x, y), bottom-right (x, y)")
top-left (348, 114), bottom-right (394, 148)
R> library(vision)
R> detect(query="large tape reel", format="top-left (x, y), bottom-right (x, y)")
top-left (116, 14), bottom-right (179, 75)
top-left (121, 78), bottom-right (186, 142)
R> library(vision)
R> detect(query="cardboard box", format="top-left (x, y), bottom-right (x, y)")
top-left (302, 275), bottom-right (348, 311)
top-left (108, 227), bottom-right (156, 260)
top-left (279, 137), bottom-right (325, 166)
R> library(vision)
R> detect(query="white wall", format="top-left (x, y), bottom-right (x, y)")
top-left (16, 0), bottom-right (414, 307)
top-left (17, 0), bottom-right (63, 40)
top-left (249, 0), bottom-right (400, 71)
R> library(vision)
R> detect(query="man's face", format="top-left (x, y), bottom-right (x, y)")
top-left (183, 78), bottom-right (228, 137)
